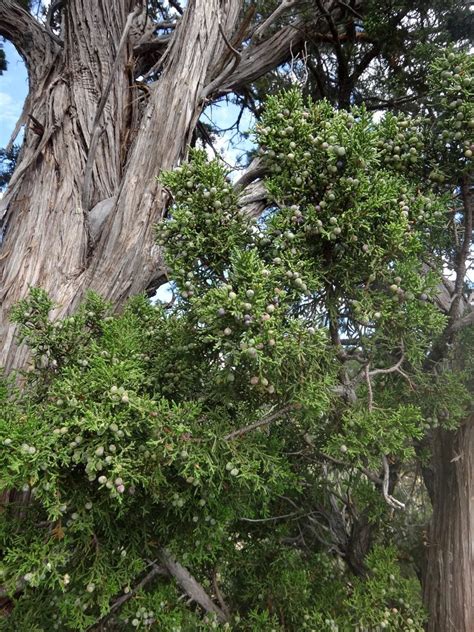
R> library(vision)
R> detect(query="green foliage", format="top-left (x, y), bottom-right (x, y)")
top-left (0, 145), bottom-right (19, 190)
top-left (1, 52), bottom-right (472, 629)
top-left (0, 43), bottom-right (6, 75)
top-left (427, 49), bottom-right (474, 177)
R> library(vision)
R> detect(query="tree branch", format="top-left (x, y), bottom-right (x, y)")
top-left (159, 549), bottom-right (228, 623)
top-left (250, 0), bottom-right (299, 43)
top-left (224, 405), bottom-right (294, 441)
top-left (449, 177), bottom-right (473, 325)
top-left (0, 0), bottom-right (60, 83)
top-left (88, 562), bottom-right (169, 630)
top-left (201, 22), bottom-right (242, 99)
top-left (382, 455), bottom-right (405, 510)
top-left (212, 570), bottom-right (231, 620)
top-left (234, 157), bottom-right (266, 191)
top-left (45, 0), bottom-right (65, 45)
top-left (450, 309), bottom-right (474, 333)
top-left (221, 0), bottom-right (362, 96)
top-left (220, 19), bottom-right (307, 93)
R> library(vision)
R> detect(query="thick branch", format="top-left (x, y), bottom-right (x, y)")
top-left (221, 0), bottom-right (362, 95)
top-left (450, 309), bottom-right (474, 333)
top-left (234, 157), bottom-right (266, 192)
top-left (220, 19), bottom-right (306, 93)
top-left (0, 0), bottom-right (60, 83)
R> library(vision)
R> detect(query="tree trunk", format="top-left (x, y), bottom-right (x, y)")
top-left (0, 0), bottom-right (239, 371)
top-left (0, 0), bottom-right (314, 372)
top-left (423, 416), bottom-right (474, 631)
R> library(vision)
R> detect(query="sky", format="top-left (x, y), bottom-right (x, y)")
top-left (0, 42), bottom-right (28, 148)
top-left (0, 40), bottom-right (255, 165)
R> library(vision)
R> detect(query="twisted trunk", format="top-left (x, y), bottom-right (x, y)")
top-left (0, 0), bottom-right (316, 372)
top-left (0, 0), bottom-right (245, 371)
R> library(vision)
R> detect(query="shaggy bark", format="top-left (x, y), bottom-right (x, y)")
top-left (424, 416), bottom-right (474, 632)
top-left (0, 0), bottom-right (338, 372)
top-left (421, 180), bottom-right (473, 631)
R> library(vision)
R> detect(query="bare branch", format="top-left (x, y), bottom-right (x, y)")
top-left (45, 0), bottom-right (65, 44)
top-left (337, 0), bottom-right (363, 20)
top-left (450, 309), bottom-right (474, 333)
top-left (250, 0), bottom-right (299, 43)
top-left (313, 448), bottom-right (383, 486)
top-left (224, 405), bottom-right (294, 441)
top-left (239, 510), bottom-right (300, 523)
top-left (220, 19), bottom-right (306, 93)
top-left (367, 358), bottom-right (404, 378)
top-left (159, 549), bottom-right (228, 623)
top-left (234, 157), bottom-right (266, 192)
top-left (364, 364), bottom-right (373, 412)
top-left (133, 34), bottom-right (172, 57)
top-left (212, 571), bottom-right (231, 620)
top-left (382, 455), bottom-right (405, 510)
top-left (201, 23), bottom-right (242, 99)
top-left (88, 562), bottom-right (169, 630)
top-left (168, 0), bottom-right (184, 15)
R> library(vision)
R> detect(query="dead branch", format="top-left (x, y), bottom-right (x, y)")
top-left (159, 549), bottom-right (228, 623)
top-left (221, 18), bottom-right (306, 93)
top-left (382, 455), bottom-right (405, 510)
top-left (212, 571), bottom-right (231, 620)
top-left (364, 364), bottom-right (373, 412)
top-left (224, 405), bottom-right (293, 441)
top-left (201, 23), bottom-right (242, 99)
top-left (87, 562), bottom-right (168, 631)
top-left (251, 0), bottom-right (299, 43)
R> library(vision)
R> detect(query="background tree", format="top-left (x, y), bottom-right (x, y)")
top-left (0, 0), bottom-right (472, 630)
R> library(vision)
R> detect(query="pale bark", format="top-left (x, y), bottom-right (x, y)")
top-left (1, 1), bottom-right (472, 627)
top-left (0, 0), bottom-right (325, 372)
top-left (1, 0), bottom-right (243, 370)
top-left (424, 416), bottom-right (474, 631)
top-left (159, 548), bottom-right (228, 623)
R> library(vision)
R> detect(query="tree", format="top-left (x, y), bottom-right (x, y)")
top-left (0, 0), bottom-right (472, 629)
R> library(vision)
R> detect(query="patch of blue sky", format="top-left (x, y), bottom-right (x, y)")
top-left (0, 41), bottom-right (28, 148)
top-left (200, 99), bottom-right (256, 177)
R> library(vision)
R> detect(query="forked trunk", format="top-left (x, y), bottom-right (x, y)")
top-left (0, 0), bottom-right (310, 372)
top-left (0, 0), bottom-right (247, 371)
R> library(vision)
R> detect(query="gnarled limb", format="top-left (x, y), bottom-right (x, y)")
top-left (0, 0), bottom-right (60, 83)
top-left (221, 19), bottom-right (306, 93)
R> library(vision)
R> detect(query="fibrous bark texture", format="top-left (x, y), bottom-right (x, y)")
top-left (0, 0), bottom-right (357, 370)
top-left (424, 416), bottom-right (474, 631)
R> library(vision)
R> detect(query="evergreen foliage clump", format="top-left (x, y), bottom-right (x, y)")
top-left (0, 49), bottom-right (472, 631)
